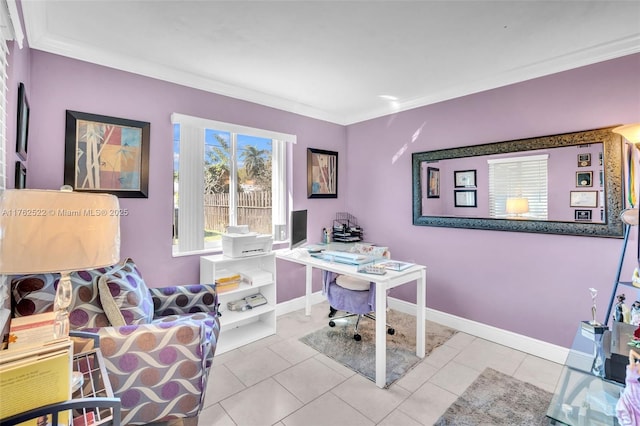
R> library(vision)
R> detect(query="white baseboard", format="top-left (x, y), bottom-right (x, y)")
top-left (276, 292), bottom-right (569, 365)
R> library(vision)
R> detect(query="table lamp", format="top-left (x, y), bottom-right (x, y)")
top-left (506, 197), bottom-right (529, 218)
top-left (0, 187), bottom-right (120, 338)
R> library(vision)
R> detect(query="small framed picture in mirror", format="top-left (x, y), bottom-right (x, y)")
top-left (577, 153), bottom-right (591, 167)
top-left (575, 210), bottom-right (592, 221)
top-left (454, 190), bottom-right (477, 207)
top-left (454, 170), bottom-right (477, 188)
top-left (576, 171), bottom-right (593, 187)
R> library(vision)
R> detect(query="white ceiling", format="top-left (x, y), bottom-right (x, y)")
top-left (20, 1), bottom-right (640, 125)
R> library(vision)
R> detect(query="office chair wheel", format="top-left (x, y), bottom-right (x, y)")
top-left (354, 333), bottom-right (361, 341)
top-left (329, 320), bottom-right (336, 327)
top-left (388, 328), bottom-right (395, 335)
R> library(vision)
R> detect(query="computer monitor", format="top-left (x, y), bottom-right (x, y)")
top-left (290, 209), bottom-right (308, 249)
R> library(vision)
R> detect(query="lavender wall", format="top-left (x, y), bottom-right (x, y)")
top-left (15, 50), bottom-right (346, 299)
top-left (6, 36), bottom-right (640, 348)
top-left (345, 53), bottom-right (640, 346)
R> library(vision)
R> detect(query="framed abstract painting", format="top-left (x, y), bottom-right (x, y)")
top-left (64, 110), bottom-right (150, 198)
top-left (307, 148), bottom-right (338, 198)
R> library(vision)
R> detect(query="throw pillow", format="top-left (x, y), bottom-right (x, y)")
top-left (97, 275), bottom-right (126, 327)
top-left (97, 258), bottom-right (154, 326)
top-left (11, 268), bottom-right (111, 328)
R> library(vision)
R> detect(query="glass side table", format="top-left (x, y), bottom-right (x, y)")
top-left (546, 324), bottom-right (624, 426)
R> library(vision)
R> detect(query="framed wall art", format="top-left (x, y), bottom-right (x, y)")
top-left (454, 190), bottom-right (477, 207)
top-left (577, 153), bottom-right (591, 167)
top-left (15, 82), bottom-right (29, 160)
top-left (64, 110), bottom-right (150, 198)
top-left (570, 190), bottom-right (598, 208)
top-left (576, 171), bottom-right (593, 187)
top-left (426, 167), bottom-right (440, 198)
top-left (307, 148), bottom-right (338, 198)
top-left (15, 161), bottom-right (26, 189)
top-left (575, 210), bottom-right (592, 221)
top-left (454, 169), bottom-right (476, 188)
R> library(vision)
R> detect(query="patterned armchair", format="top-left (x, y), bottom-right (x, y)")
top-left (10, 258), bottom-right (220, 425)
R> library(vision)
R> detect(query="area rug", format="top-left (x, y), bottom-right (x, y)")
top-left (299, 309), bottom-right (457, 387)
top-left (434, 368), bottom-right (553, 426)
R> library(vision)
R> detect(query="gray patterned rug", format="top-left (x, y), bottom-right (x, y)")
top-left (299, 309), bottom-right (457, 387)
top-left (434, 368), bottom-right (553, 425)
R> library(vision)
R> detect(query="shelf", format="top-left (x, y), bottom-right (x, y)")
top-left (218, 304), bottom-right (275, 328)
top-left (201, 252), bottom-right (276, 353)
top-left (216, 321), bottom-right (275, 354)
top-left (216, 280), bottom-right (273, 297)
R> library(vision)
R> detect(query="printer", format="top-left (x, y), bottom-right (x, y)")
top-left (222, 225), bottom-right (273, 258)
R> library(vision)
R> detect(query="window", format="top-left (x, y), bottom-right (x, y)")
top-left (488, 154), bottom-right (548, 219)
top-left (171, 113), bottom-right (295, 255)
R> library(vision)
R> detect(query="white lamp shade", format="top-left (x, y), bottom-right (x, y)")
top-left (506, 197), bottom-right (529, 215)
top-left (613, 124), bottom-right (640, 144)
top-left (0, 189), bottom-right (120, 274)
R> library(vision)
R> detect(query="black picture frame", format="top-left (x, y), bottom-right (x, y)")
top-left (454, 190), bottom-right (477, 207)
top-left (15, 161), bottom-right (26, 189)
top-left (454, 169), bottom-right (477, 188)
top-left (15, 82), bottom-right (29, 160)
top-left (426, 167), bottom-right (440, 198)
top-left (64, 110), bottom-right (150, 198)
top-left (575, 210), bottom-right (592, 221)
top-left (307, 148), bottom-right (338, 198)
top-left (576, 171), bottom-right (593, 187)
top-left (577, 153), bottom-right (591, 167)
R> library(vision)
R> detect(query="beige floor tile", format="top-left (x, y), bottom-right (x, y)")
top-left (423, 342), bottom-right (460, 369)
top-left (452, 337), bottom-right (527, 375)
top-left (196, 403), bottom-right (235, 426)
top-left (513, 354), bottom-right (564, 393)
top-left (203, 364), bottom-right (246, 407)
top-left (313, 352), bottom-right (357, 378)
top-left (442, 331), bottom-right (476, 349)
top-left (427, 360), bottom-right (481, 396)
top-left (223, 346), bottom-right (291, 387)
top-left (281, 392), bottom-right (374, 426)
top-left (268, 335), bottom-right (319, 364)
top-left (331, 373), bottom-right (411, 423)
top-left (377, 409), bottom-right (423, 426)
top-left (274, 357), bottom-right (347, 403)
top-left (220, 377), bottom-right (303, 426)
top-left (397, 381), bottom-right (459, 426)
top-left (395, 358), bottom-right (439, 393)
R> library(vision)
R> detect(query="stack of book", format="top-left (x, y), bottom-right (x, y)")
top-left (0, 312), bottom-right (73, 425)
top-left (215, 270), bottom-right (242, 293)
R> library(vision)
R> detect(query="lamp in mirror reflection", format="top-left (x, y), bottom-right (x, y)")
top-left (613, 123), bottom-right (640, 144)
top-left (0, 187), bottom-right (120, 338)
top-left (506, 197), bottom-right (529, 218)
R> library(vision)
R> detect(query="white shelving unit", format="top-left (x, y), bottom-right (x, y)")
top-left (200, 252), bottom-right (276, 354)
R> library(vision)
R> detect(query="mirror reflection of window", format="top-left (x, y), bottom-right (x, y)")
top-left (488, 154), bottom-right (549, 220)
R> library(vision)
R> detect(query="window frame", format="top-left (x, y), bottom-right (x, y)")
top-left (171, 113), bottom-right (295, 256)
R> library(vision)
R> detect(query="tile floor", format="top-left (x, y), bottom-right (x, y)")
top-left (196, 302), bottom-right (564, 426)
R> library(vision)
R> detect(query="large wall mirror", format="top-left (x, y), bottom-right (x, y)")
top-left (412, 127), bottom-right (624, 237)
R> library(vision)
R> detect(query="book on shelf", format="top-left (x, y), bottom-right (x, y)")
top-left (8, 312), bottom-right (60, 351)
top-left (375, 260), bottom-right (415, 271)
top-left (0, 338), bottom-right (73, 425)
top-left (215, 270), bottom-right (242, 293)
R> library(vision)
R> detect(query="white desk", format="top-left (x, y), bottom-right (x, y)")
top-left (276, 249), bottom-right (426, 388)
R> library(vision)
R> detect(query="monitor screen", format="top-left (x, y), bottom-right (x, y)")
top-left (290, 209), bottom-right (308, 249)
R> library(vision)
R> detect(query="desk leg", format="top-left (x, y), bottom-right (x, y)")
top-left (416, 268), bottom-right (426, 358)
top-left (375, 280), bottom-right (387, 388)
top-left (305, 265), bottom-right (313, 316)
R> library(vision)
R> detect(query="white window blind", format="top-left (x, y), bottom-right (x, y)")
top-left (488, 154), bottom-right (549, 219)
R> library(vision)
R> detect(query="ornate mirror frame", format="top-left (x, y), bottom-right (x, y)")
top-left (412, 127), bottom-right (624, 238)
